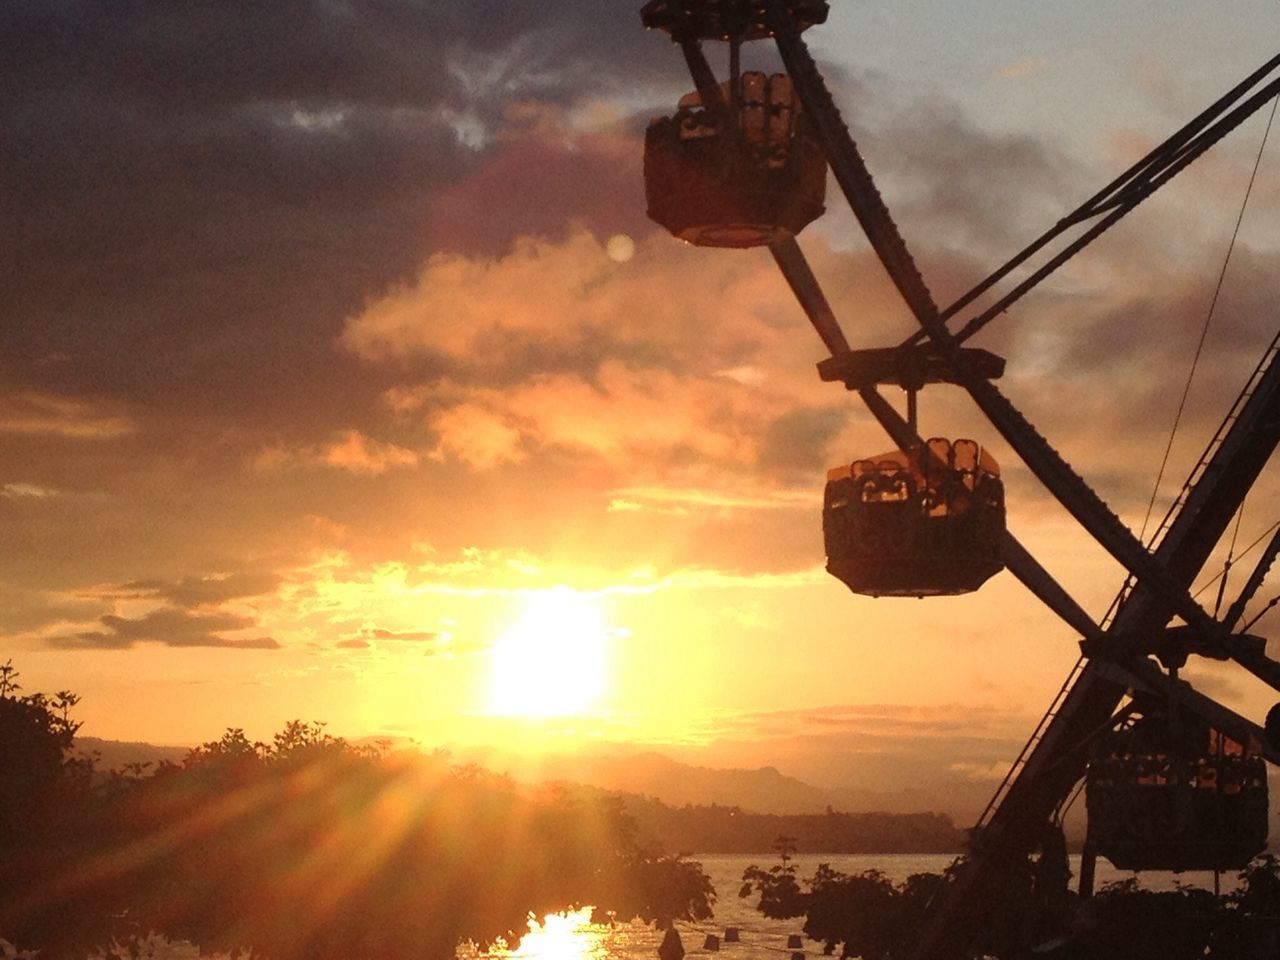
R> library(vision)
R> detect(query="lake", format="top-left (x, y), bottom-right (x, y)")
top-left (23, 853), bottom-right (1238, 960)
top-left (476, 853), bottom-right (1245, 960)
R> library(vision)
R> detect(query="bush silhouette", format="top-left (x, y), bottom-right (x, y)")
top-left (0, 666), bottom-right (714, 959)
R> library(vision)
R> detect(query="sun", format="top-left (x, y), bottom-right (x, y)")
top-left (488, 588), bottom-right (609, 718)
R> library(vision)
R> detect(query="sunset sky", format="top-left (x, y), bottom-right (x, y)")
top-left (4, 1), bottom-right (1280, 814)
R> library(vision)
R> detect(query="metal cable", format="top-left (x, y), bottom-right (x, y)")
top-left (1139, 93), bottom-right (1279, 544)
top-left (1191, 519), bottom-right (1280, 600)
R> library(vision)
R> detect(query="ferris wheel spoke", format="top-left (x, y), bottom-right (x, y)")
top-left (768, 236), bottom-right (851, 356)
top-left (766, 4), bottom-right (941, 326)
top-left (947, 355), bottom-right (1222, 626)
top-left (765, 1), bottom-right (1275, 639)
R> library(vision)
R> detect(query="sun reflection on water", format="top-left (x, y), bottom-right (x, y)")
top-left (460, 906), bottom-right (659, 960)
top-left (507, 909), bottom-right (606, 960)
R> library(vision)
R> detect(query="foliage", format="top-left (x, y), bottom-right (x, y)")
top-left (742, 837), bottom-right (1280, 960)
top-left (0, 663), bottom-right (102, 955)
top-left (1077, 882), bottom-right (1220, 960)
top-left (0, 666), bottom-right (715, 960)
top-left (739, 858), bottom-right (806, 920)
top-left (740, 846), bottom-right (955, 960)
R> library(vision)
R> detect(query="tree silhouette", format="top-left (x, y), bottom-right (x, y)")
top-left (0, 664), bottom-right (715, 960)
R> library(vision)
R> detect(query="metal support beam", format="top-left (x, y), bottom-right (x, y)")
top-left (907, 338), bottom-right (1280, 959)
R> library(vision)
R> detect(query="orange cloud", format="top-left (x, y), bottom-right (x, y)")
top-left (948, 760), bottom-right (1014, 782)
top-left (345, 229), bottom-right (869, 485)
top-left (250, 431), bottom-right (418, 476)
top-left (322, 430), bottom-right (418, 475)
top-left (343, 229), bottom-right (809, 376)
top-left (422, 364), bottom-right (764, 469)
top-left (426, 402), bottom-right (525, 470)
top-left (607, 484), bottom-right (814, 514)
top-left (1, 482), bottom-right (59, 499)
top-left (0, 391), bottom-right (136, 439)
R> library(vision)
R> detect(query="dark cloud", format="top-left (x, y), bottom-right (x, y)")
top-left (1055, 247), bottom-right (1279, 379)
top-left (0, 0), bottom-right (716, 624)
top-left (869, 96), bottom-right (1076, 263)
top-left (1, 0), bottom-right (671, 427)
top-left (421, 127), bottom-right (651, 259)
top-left (5, 0), bottom-right (1275, 646)
top-left (50, 607), bottom-right (279, 650)
top-left (117, 571), bottom-right (282, 608)
top-left (757, 405), bottom-right (849, 480)
top-left (0, 584), bottom-right (102, 637)
top-left (0, 1), bottom-right (657, 117)
top-left (330, 626), bottom-right (443, 652)
top-left (704, 701), bottom-right (1031, 741)
top-left (368, 627), bottom-right (439, 643)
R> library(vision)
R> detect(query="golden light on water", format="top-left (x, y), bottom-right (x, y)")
top-left (507, 909), bottom-right (604, 960)
top-left (488, 588), bottom-right (609, 718)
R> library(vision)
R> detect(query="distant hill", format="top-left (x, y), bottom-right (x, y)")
top-left (71, 735), bottom-right (944, 819)
top-left (62, 735), bottom-right (1009, 847)
top-left (74, 736), bottom-right (190, 770)
top-left (65, 736), bottom-right (1280, 855)
top-left (613, 791), bottom-right (966, 855)
top-left (451, 744), bottom-right (973, 818)
top-left (525, 749), bottom-right (849, 814)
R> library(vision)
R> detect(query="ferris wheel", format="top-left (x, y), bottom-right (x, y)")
top-left (639, 3), bottom-right (1280, 957)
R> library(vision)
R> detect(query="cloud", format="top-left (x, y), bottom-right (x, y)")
top-left (0, 392), bottom-right (135, 439)
top-left (0, 585), bottom-right (105, 637)
top-left (426, 403), bottom-right (526, 470)
top-left (607, 485), bottom-right (815, 515)
top-left (867, 94), bottom-right (1075, 259)
top-left (50, 607), bottom-right (279, 651)
top-left (344, 228), bottom-right (866, 485)
top-left (367, 628), bottom-right (440, 643)
top-left (343, 227), bottom-right (819, 382)
top-left (251, 431), bottom-right (420, 476)
top-left (334, 626), bottom-right (442, 647)
top-left (1, 0), bottom-right (673, 441)
top-left (717, 702), bottom-right (1033, 740)
top-left (418, 365), bottom-right (773, 471)
top-left (344, 229), bottom-right (647, 368)
top-left (115, 572), bottom-right (283, 609)
top-left (322, 431), bottom-right (419, 475)
top-left (1000, 58), bottom-right (1048, 79)
top-left (1, 483), bottom-right (59, 500)
top-left (757, 406), bottom-right (849, 481)
top-left (3, 0), bottom-right (1275, 730)
top-left (420, 100), bottom-right (651, 257)
top-left (948, 760), bottom-right (1014, 782)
